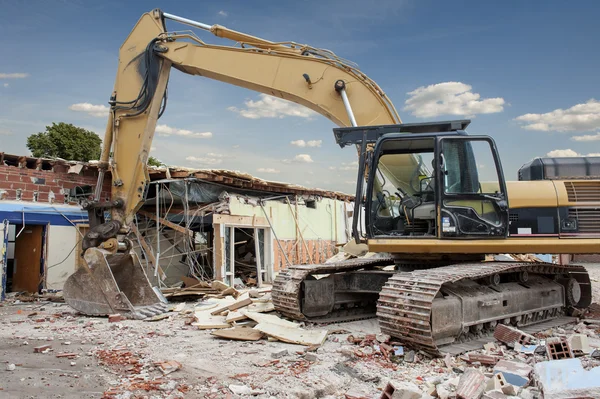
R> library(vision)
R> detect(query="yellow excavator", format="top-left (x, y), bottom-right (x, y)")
top-left (63, 9), bottom-right (600, 356)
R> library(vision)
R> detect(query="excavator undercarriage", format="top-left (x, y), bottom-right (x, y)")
top-left (272, 258), bottom-right (591, 356)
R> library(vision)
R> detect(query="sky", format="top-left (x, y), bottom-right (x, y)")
top-left (1, 0), bottom-right (599, 194)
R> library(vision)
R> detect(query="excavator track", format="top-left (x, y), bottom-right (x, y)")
top-left (273, 259), bottom-right (591, 356)
top-left (272, 256), bottom-right (395, 322)
top-left (377, 261), bottom-right (591, 356)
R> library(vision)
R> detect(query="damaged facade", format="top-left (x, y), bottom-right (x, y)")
top-left (0, 152), bottom-right (354, 296)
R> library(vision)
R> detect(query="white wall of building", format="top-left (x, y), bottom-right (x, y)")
top-left (46, 225), bottom-right (80, 290)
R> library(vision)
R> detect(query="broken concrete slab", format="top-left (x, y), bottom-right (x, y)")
top-left (254, 323), bottom-right (328, 346)
top-left (534, 358), bottom-right (600, 399)
top-left (455, 368), bottom-right (486, 399)
top-left (493, 360), bottom-right (532, 387)
top-left (568, 334), bottom-right (591, 355)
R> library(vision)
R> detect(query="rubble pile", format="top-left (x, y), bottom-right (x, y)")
top-left (2, 266), bottom-right (600, 398)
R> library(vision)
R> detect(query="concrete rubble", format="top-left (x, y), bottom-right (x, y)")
top-left (1, 264), bottom-right (600, 398)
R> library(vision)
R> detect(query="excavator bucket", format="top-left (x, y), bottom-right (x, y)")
top-left (63, 247), bottom-right (168, 319)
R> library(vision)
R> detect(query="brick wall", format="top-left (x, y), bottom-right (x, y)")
top-left (272, 239), bottom-right (338, 271)
top-left (0, 164), bottom-right (111, 204)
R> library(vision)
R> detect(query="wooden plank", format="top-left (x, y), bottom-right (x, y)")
top-left (180, 276), bottom-right (211, 288)
top-left (245, 301), bottom-right (275, 313)
top-left (254, 323), bottom-right (328, 346)
top-left (211, 297), bottom-right (253, 315)
top-left (192, 313), bottom-right (230, 330)
top-left (138, 210), bottom-right (193, 236)
top-left (242, 311), bottom-right (300, 329)
top-left (211, 326), bottom-right (264, 341)
top-left (226, 311), bottom-right (247, 323)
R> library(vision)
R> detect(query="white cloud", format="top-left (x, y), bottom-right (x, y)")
top-left (150, 146), bottom-right (156, 152)
top-left (0, 73), bottom-right (29, 79)
top-left (283, 154), bottom-right (314, 164)
top-left (515, 99), bottom-right (600, 132)
top-left (291, 139), bottom-right (322, 148)
top-left (546, 149), bottom-right (600, 157)
top-left (404, 82), bottom-right (505, 118)
top-left (156, 124), bottom-right (213, 138)
top-left (232, 145), bottom-right (240, 148)
top-left (69, 102), bottom-right (109, 117)
top-left (228, 94), bottom-right (317, 119)
top-left (218, 10), bottom-right (228, 17)
top-left (294, 154), bottom-right (313, 163)
top-left (3, 83), bottom-right (8, 88)
top-left (329, 161), bottom-right (358, 171)
top-left (185, 156), bottom-right (223, 166)
top-left (0, 129), bottom-right (12, 136)
top-left (572, 133), bottom-right (600, 142)
top-left (257, 168), bottom-right (280, 174)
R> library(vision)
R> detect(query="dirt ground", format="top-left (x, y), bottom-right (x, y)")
top-left (1, 263), bottom-right (599, 399)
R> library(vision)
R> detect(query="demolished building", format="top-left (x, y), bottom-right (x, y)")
top-left (0, 152), bottom-right (355, 298)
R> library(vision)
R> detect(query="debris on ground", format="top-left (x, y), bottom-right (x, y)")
top-left (3, 264), bottom-right (600, 398)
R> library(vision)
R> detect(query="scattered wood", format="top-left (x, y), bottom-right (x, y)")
top-left (211, 297), bottom-right (253, 316)
top-left (242, 311), bottom-right (300, 329)
top-left (226, 311), bottom-right (247, 323)
top-left (211, 281), bottom-right (240, 298)
top-left (180, 276), bottom-right (211, 288)
top-left (245, 301), bottom-right (275, 313)
top-left (254, 323), bottom-right (328, 347)
top-left (212, 326), bottom-right (264, 341)
top-left (192, 312), bottom-right (230, 330)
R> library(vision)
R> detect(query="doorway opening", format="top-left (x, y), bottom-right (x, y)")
top-left (5, 224), bottom-right (45, 293)
top-left (223, 226), bottom-right (270, 287)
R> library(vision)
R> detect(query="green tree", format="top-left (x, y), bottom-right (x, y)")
top-left (147, 156), bottom-right (165, 167)
top-left (27, 122), bottom-right (102, 162)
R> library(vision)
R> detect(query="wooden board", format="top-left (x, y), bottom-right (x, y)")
top-left (242, 311), bottom-right (300, 329)
top-left (226, 311), bottom-right (247, 323)
top-left (211, 326), bottom-right (264, 341)
top-left (254, 323), bottom-right (328, 346)
top-left (192, 312), bottom-right (230, 330)
top-left (245, 301), bottom-right (275, 313)
top-left (210, 297), bottom-right (253, 316)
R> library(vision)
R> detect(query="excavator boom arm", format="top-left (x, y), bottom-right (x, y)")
top-left (101, 9), bottom-right (400, 226)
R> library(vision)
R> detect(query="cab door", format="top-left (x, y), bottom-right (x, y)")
top-left (436, 136), bottom-right (509, 238)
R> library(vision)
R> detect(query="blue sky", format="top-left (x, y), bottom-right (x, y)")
top-left (1, 0), bottom-right (599, 193)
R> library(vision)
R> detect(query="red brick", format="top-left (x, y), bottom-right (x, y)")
top-left (9, 182), bottom-right (28, 190)
top-left (34, 344), bottom-right (52, 353)
top-left (456, 368), bottom-right (486, 399)
top-left (6, 174), bottom-right (22, 183)
top-left (108, 314), bottom-right (124, 323)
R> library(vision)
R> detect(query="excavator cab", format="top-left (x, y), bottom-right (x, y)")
top-left (334, 120), bottom-right (509, 242)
